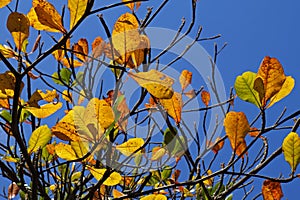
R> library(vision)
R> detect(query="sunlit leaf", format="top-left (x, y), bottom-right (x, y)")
top-left (126, 35), bottom-right (150, 68)
top-left (28, 125), bottom-right (51, 154)
top-left (2, 156), bottom-right (19, 163)
top-left (27, 7), bottom-right (60, 32)
top-left (129, 69), bottom-right (174, 99)
top-left (113, 189), bottom-right (126, 199)
top-left (0, 44), bottom-right (15, 59)
top-left (27, 89), bottom-right (58, 107)
top-left (0, 0), bottom-right (12, 8)
top-left (91, 36), bottom-right (105, 58)
top-left (122, 0), bottom-right (141, 12)
top-left (209, 137), bottom-right (224, 154)
top-left (8, 182), bottom-right (20, 200)
top-left (202, 169), bottom-right (213, 186)
top-left (73, 38), bottom-right (88, 62)
top-left (224, 111), bottom-right (250, 157)
top-left (179, 69), bottom-right (192, 91)
top-left (267, 76), bottom-right (295, 108)
top-left (52, 68), bottom-right (72, 85)
top-left (234, 71), bottom-right (261, 107)
top-left (0, 98), bottom-right (9, 109)
top-left (256, 56), bottom-right (286, 107)
top-left (6, 12), bottom-right (30, 51)
top-left (0, 110), bottom-right (12, 123)
top-left (282, 132), bottom-right (300, 173)
top-left (31, 0), bottom-right (66, 33)
top-left (184, 89), bottom-right (196, 99)
top-left (140, 194), bottom-right (167, 200)
top-left (116, 138), bottom-right (144, 156)
top-left (201, 90), bottom-right (210, 107)
top-left (25, 102), bottom-right (62, 118)
top-left (73, 106), bottom-right (94, 141)
top-left (52, 38), bottom-right (70, 61)
top-left (253, 76), bottom-right (264, 104)
top-left (55, 142), bottom-right (77, 161)
top-left (61, 57), bottom-right (83, 68)
top-left (159, 92), bottom-right (182, 124)
top-left (88, 167), bottom-right (122, 186)
top-left (262, 179), bottom-right (283, 200)
top-left (68, 0), bottom-right (88, 29)
top-left (151, 146), bottom-right (166, 161)
top-left (62, 90), bottom-right (73, 103)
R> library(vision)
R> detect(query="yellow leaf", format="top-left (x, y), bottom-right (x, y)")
top-left (33, 0), bottom-right (66, 33)
top-left (282, 132), bottom-right (300, 173)
top-left (28, 125), bottom-right (51, 154)
top-left (201, 90), bottom-right (210, 107)
top-left (28, 89), bottom-right (58, 107)
top-left (61, 57), bottom-right (83, 68)
top-left (6, 12), bottom-right (30, 51)
top-left (52, 38), bottom-right (70, 61)
top-left (25, 102), bottom-right (62, 118)
top-left (0, 0), bottom-right (12, 8)
top-left (55, 142), bottom-right (77, 161)
top-left (0, 44), bottom-right (15, 59)
top-left (202, 169), bottom-right (213, 186)
top-left (68, 0), bottom-right (88, 29)
top-left (112, 13), bottom-right (140, 64)
top-left (77, 89), bottom-right (86, 105)
top-left (70, 141), bottom-right (88, 158)
top-left (2, 156), bottom-right (19, 163)
top-left (262, 179), bottom-right (283, 200)
top-left (126, 35), bottom-right (150, 68)
top-left (267, 76), bottom-right (295, 108)
top-left (73, 38), bottom-right (88, 62)
top-left (129, 69), bottom-right (174, 99)
top-left (159, 92), bottom-right (182, 124)
top-left (122, 0), bottom-right (141, 12)
top-left (151, 147), bottom-right (166, 161)
top-left (84, 98), bottom-right (115, 129)
top-left (0, 72), bottom-right (24, 98)
top-left (256, 56), bottom-right (286, 107)
top-left (224, 111), bottom-right (250, 157)
top-left (140, 194), bottom-right (167, 200)
top-left (179, 69), bottom-right (192, 91)
top-left (27, 7), bottom-right (60, 32)
top-left (88, 167), bottom-right (122, 186)
top-left (116, 138), bottom-right (144, 156)
top-left (62, 90), bottom-right (72, 103)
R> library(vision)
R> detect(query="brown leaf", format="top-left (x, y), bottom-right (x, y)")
top-left (209, 137), bottom-right (224, 154)
top-left (256, 56), bottom-right (286, 107)
top-left (262, 180), bottom-right (283, 200)
top-left (73, 38), bottom-right (88, 62)
top-left (92, 36), bottom-right (105, 58)
top-left (179, 69), bottom-right (192, 91)
top-left (0, 71), bottom-right (24, 99)
top-left (224, 111), bottom-right (250, 157)
top-left (6, 12), bottom-right (30, 51)
top-left (8, 182), bottom-right (20, 200)
top-left (159, 92), bottom-right (182, 124)
top-left (201, 90), bottom-right (210, 107)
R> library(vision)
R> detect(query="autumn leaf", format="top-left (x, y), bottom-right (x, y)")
top-left (113, 189), bottom-right (126, 199)
top-left (210, 137), bottom-right (224, 154)
top-left (91, 36), bottom-right (105, 58)
top-left (122, 0), bottom-right (141, 12)
top-left (88, 167), bottom-right (122, 186)
top-left (159, 92), bottom-right (182, 124)
top-left (0, 0), bottom-right (12, 8)
top-left (201, 90), bottom-right (210, 107)
top-left (224, 111), bottom-right (250, 157)
top-left (27, 89), bottom-right (58, 107)
top-left (116, 138), bottom-right (144, 156)
top-left (25, 102), bottom-right (62, 118)
top-left (140, 194), bottom-right (167, 200)
top-left (282, 132), bottom-right (300, 173)
top-left (27, 125), bottom-right (51, 154)
top-left (234, 71), bottom-right (261, 107)
top-left (267, 76), bottom-right (295, 108)
top-left (129, 69), bottom-right (174, 99)
top-left (202, 169), bottom-right (213, 186)
top-left (52, 38), bottom-right (70, 61)
top-left (6, 12), bottom-right (30, 51)
top-left (126, 35), bottom-right (150, 68)
top-left (73, 38), bottom-right (89, 62)
top-left (68, 0), bottom-right (88, 29)
top-left (8, 182), bottom-right (20, 200)
top-left (262, 180), bottom-right (283, 200)
top-left (55, 142), bottom-right (78, 161)
top-left (0, 44), bottom-right (15, 59)
top-left (62, 90), bottom-right (73, 103)
top-left (256, 56), bottom-right (286, 107)
top-left (61, 57), bottom-right (83, 68)
top-left (179, 70), bottom-right (192, 91)
top-left (151, 146), bottom-right (167, 161)
top-left (31, 0), bottom-right (66, 33)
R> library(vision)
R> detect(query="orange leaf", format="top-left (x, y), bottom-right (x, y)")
top-left (248, 127), bottom-right (260, 137)
top-left (61, 57), bottom-right (83, 68)
top-left (92, 36), bottom-right (105, 58)
top-left (179, 70), bottom-right (192, 91)
top-left (184, 89), bottom-right (196, 99)
top-left (6, 12), bottom-right (30, 51)
top-left (201, 90), bottom-right (210, 107)
top-left (159, 92), bottom-right (182, 124)
top-left (122, 0), bottom-right (141, 12)
top-left (0, 0), bottom-right (12, 8)
top-left (73, 38), bottom-right (88, 62)
top-left (209, 137), bottom-right (224, 154)
top-left (262, 180), bottom-right (283, 200)
top-left (224, 111), bottom-right (250, 157)
top-left (256, 56), bottom-right (286, 107)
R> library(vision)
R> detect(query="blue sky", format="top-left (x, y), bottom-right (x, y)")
top-left (0, 0), bottom-right (299, 199)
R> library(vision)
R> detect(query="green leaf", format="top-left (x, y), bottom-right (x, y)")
top-left (163, 127), bottom-right (177, 153)
top-left (52, 68), bottom-right (71, 85)
top-left (0, 110), bottom-right (12, 123)
top-left (27, 125), bottom-right (51, 154)
top-left (161, 166), bottom-right (172, 181)
top-left (282, 132), bottom-right (300, 173)
top-left (72, 71), bottom-right (84, 86)
top-left (19, 109), bottom-right (30, 122)
top-left (234, 71), bottom-right (261, 107)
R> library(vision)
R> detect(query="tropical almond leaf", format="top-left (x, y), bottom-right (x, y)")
top-left (0, 0), bottom-right (12, 8)
top-left (224, 111), bottom-right (250, 157)
top-left (116, 138), bottom-right (144, 157)
top-left (262, 179), bottom-right (283, 200)
top-left (27, 7), bottom-right (60, 32)
top-left (73, 38), bottom-right (89, 62)
top-left (6, 12), bottom-right (30, 51)
top-left (25, 102), bottom-right (62, 118)
top-left (282, 132), bottom-right (300, 173)
top-left (88, 167), bottom-right (122, 186)
top-left (256, 56), bottom-right (286, 107)
top-left (267, 76), bottom-right (295, 108)
top-left (27, 89), bottom-right (58, 107)
top-left (129, 69), bottom-right (174, 99)
top-left (159, 92), bottom-right (182, 124)
top-left (179, 69), bottom-right (192, 91)
top-left (28, 125), bottom-right (51, 154)
top-left (55, 142), bottom-right (78, 161)
top-left (201, 90), bottom-right (210, 107)
top-left (33, 0), bottom-right (66, 33)
top-left (234, 71), bottom-right (261, 107)
top-left (68, 0), bottom-right (88, 29)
